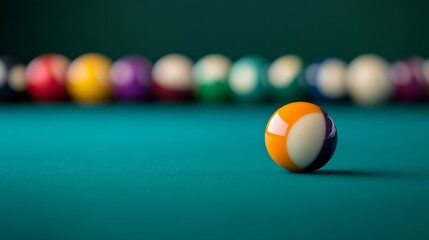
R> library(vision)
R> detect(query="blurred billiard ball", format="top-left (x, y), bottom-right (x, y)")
top-left (267, 55), bottom-right (307, 102)
top-left (423, 59), bottom-right (429, 97)
top-left (67, 53), bottom-right (112, 104)
top-left (390, 57), bottom-right (426, 102)
top-left (111, 55), bottom-right (152, 102)
top-left (152, 54), bottom-right (194, 101)
top-left (306, 58), bottom-right (347, 101)
top-left (26, 54), bottom-right (69, 102)
top-left (0, 56), bottom-right (27, 101)
top-left (346, 54), bottom-right (393, 106)
top-left (228, 55), bottom-right (268, 102)
top-left (193, 54), bottom-right (231, 102)
top-left (265, 102), bottom-right (337, 173)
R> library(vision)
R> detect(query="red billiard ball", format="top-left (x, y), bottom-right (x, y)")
top-left (26, 54), bottom-right (69, 102)
top-left (152, 54), bottom-right (194, 101)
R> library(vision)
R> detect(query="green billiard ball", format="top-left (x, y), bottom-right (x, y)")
top-left (228, 55), bottom-right (268, 102)
top-left (193, 54), bottom-right (231, 102)
top-left (267, 55), bottom-right (307, 102)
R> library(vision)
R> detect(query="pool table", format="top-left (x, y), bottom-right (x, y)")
top-left (0, 103), bottom-right (428, 240)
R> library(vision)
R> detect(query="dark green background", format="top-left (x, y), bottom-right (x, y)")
top-left (1, 0), bottom-right (429, 62)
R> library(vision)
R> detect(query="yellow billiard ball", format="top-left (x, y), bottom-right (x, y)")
top-left (67, 53), bottom-right (112, 104)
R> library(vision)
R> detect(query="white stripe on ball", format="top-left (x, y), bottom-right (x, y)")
top-left (287, 113), bottom-right (326, 169)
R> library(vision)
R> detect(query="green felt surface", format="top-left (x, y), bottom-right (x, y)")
top-left (0, 103), bottom-right (428, 240)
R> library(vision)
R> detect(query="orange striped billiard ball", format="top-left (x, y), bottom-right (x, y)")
top-left (265, 102), bottom-right (337, 173)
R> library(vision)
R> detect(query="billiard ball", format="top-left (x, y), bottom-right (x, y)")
top-left (390, 57), bottom-right (426, 102)
top-left (265, 102), bottom-right (337, 173)
top-left (0, 56), bottom-right (27, 101)
top-left (26, 54), bottom-right (69, 102)
top-left (228, 55), bottom-right (268, 101)
top-left (193, 54), bottom-right (231, 102)
top-left (423, 59), bottom-right (429, 97)
top-left (152, 54), bottom-right (193, 101)
top-left (67, 53), bottom-right (112, 104)
top-left (267, 55), bottom-right (307, 101)
top-left (306, 58), bottom-right (347, 101)
top-left (111, 55), bottom-right (152, 102)
top-left (346, 54), bottom-right (393, 106)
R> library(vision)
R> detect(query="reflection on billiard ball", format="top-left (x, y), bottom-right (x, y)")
top-left (152, 54), bottom-right (194, 101)
top-left (265, 102), bottom-right (337, 173)
top-left (390, 57), bottom-right (426, 102)
top-left (306, 58), bottom-right (347, 101)
top-left (228, 55), bottom-right (268, 101)
top-left (26, 54), bottom-right (69, 102)
top-left (111, 55), bottom-right (152, 102)
top-left (267, 55), bottom-right (306, 102)
top-left (193, 54), bottom-right (231, 102)
top-left (0, 56), bottom-right (27, 101)
top-left (346, 54), bottom-right (393, 106)
top-left (67, 53), bottom-right (112, 104)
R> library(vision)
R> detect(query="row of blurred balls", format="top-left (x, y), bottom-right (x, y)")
top-left (1, 53), bottom-right (428, 106)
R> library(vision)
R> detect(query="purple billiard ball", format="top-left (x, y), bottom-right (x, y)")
top-left (111, 55), bottom-right (153, 101)
top-left (390, 57), bottom-right (426, 102)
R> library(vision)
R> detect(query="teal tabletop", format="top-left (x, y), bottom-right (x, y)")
top-left (0, 104), bottom-right (428, 240)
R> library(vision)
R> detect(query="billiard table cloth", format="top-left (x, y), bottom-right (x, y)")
top-left (0, 103), bottom-right (428, 240)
